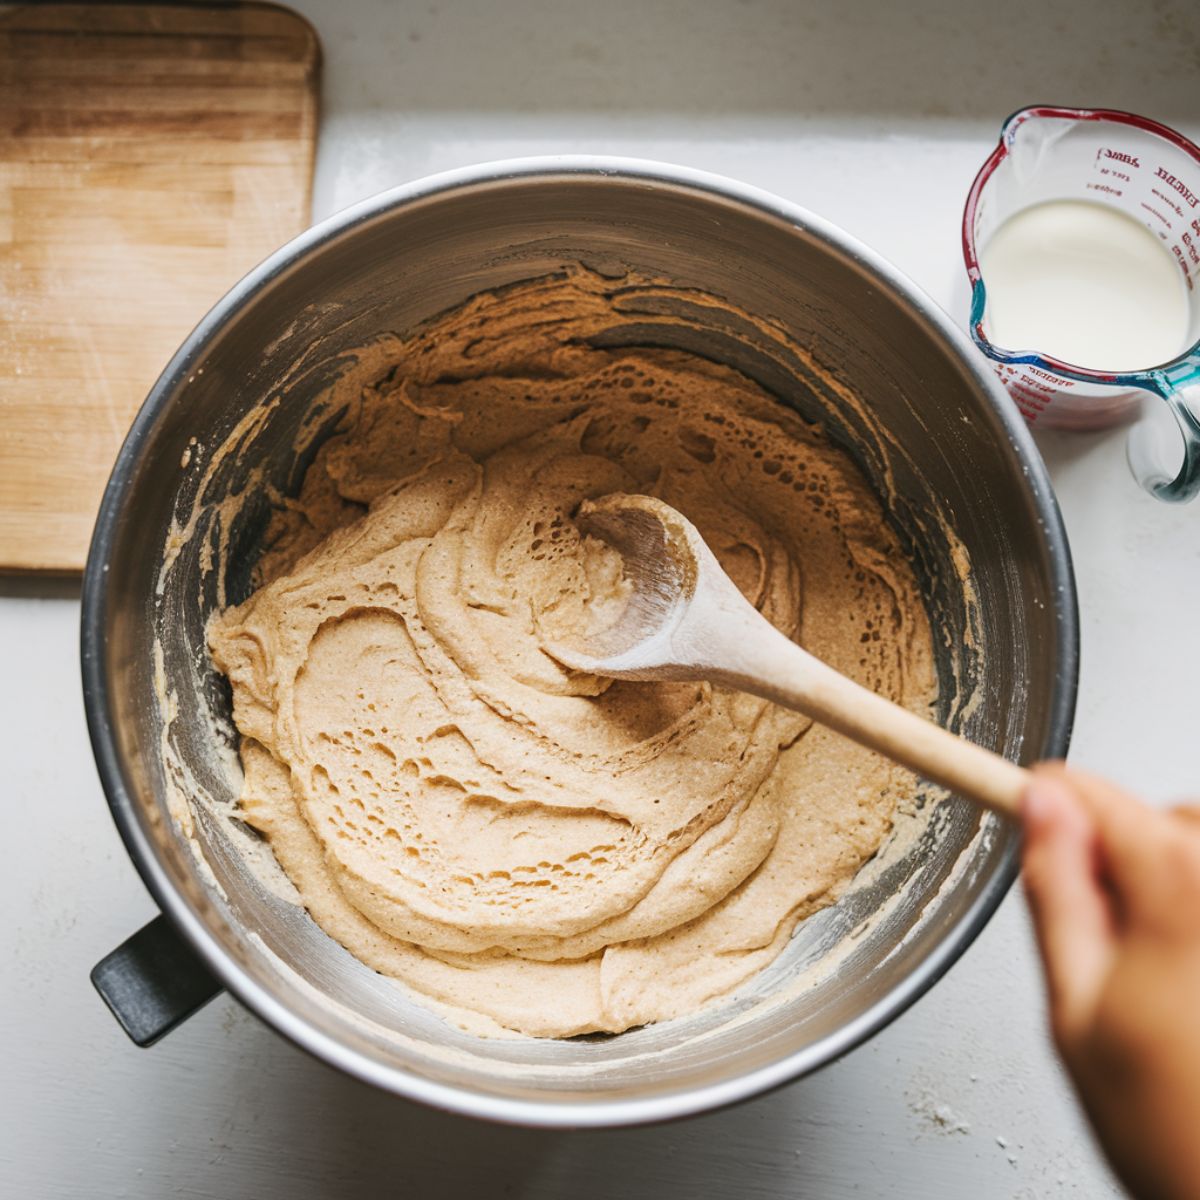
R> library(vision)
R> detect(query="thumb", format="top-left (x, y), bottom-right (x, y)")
top-left (1021, 773), bottom-right (1116, 1048)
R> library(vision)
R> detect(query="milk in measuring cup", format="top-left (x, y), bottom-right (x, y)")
top-left (978, 199), bottom-right (1190, 371)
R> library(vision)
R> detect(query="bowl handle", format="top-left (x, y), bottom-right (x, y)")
top-left (91, 914), bottom-right (223, 1046)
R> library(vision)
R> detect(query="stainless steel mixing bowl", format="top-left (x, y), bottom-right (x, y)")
top-left (82, 158), bottom-right (1077, 1127)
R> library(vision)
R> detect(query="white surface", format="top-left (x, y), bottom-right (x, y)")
top-left (3, 1), bottom-right (1199, 1196)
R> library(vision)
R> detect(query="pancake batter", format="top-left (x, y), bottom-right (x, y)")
top-left (209, 269), bottom-right (936, 1037)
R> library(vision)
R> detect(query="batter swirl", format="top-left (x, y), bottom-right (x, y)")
top-left (209, 270), bottom-right (935, 1036)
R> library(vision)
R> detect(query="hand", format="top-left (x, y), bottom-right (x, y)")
top-left (1022, 763), bottom-right (1200, 1200)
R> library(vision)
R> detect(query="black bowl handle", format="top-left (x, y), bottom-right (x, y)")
top-left (91, 914), bottom-right (223, 1046)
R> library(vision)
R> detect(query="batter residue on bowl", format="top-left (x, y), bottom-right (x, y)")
top-left (208, 269), bottom-right (936, 1037)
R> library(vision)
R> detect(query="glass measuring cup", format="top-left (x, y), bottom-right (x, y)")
top-left (963, 106), bottom-right (1200, 503)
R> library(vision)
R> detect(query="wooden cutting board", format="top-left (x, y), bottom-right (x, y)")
top-left (0, 3), bottom-right (320, 573)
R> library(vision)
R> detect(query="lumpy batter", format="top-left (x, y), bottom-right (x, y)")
top-left (209, 270), bottom-right (935, 1037)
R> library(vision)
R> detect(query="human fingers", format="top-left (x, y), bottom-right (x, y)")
top-left (1033, 763), bottom-right (1170, 908)
top-left (1170, 802), bottom-right (1200, 827)
top-left (1021, 773), bottom-right (1117, 1046)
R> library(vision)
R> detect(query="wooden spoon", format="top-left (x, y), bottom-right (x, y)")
top-left (549, 494), bottom-right (1028, 816)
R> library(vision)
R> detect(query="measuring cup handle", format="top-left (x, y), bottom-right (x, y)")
top-left (1127, 378), bottom-right (1200, 503)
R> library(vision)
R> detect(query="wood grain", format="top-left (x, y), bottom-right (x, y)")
top-left (0, 3), bottom-right (319, 572)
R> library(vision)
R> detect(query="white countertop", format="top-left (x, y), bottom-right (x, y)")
top-left (4, 1), bottom-right (1198, 1196)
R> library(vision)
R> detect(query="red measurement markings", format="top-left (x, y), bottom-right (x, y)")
top-left (1140, 201), bottom-right (1174, 230)
top-left (1027, 366), bottom-right (1075, 386)
top-left (1152, 187), bottom-right (1187, 220)
top-left (1182, 230), bottom-right (1200, 268)
top-left (1169, 243), bottom-right (1194, 289)
top-left (1007, 380), bottom-right (1052, 411)
top-left (1099, 147), bottom-right (1142, 168)
top-left (1155, 166), bottom-right (1200, 209)
top-left (1004, 384), bottom-right (1042, 419)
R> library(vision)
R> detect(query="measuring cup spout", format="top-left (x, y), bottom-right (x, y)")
top-left (1127, 372), bottom-right (1200, 503)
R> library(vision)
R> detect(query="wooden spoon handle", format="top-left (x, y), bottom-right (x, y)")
top-left (795, 655), bottom-right (1027, 815)
top-left (709, 621), bottom-right (1028, 816)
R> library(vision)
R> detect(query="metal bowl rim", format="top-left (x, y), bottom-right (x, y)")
top-left (80, 155), bottom-right (1079, 1129)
